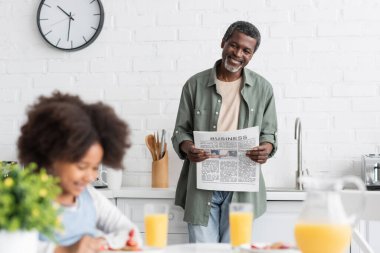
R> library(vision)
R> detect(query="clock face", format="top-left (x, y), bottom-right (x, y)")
top-left (37, 0), bottom-right (104, 51)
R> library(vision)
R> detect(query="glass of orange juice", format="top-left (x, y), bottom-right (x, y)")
top-left (229, 203), bottom-right (254, 247)
top-left (295, 222), bottom-right (352, 253)
top-left (144, 203), bottom-right (169, 248)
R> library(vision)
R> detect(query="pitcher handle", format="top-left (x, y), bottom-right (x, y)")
top-left (334, 176), bottom-right (366, 225)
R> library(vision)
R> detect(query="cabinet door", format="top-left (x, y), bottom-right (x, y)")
top-left (367, 221), bottom-right (380, 252)
top-left (349, 220), bottom-right (380, 253)
top-left (252, 201), bottom-right (303, 244)
top-left (350, 221), bottom-right (367, 253)
top-left (254, 201), bottom-right (350, 253)
top-left (108, 198), bottom-right (116, 205)
top-left (117, 198), bottom-right (189, 245)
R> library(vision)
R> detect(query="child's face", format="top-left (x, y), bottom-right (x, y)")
top-left (52, 142), bottom-right (104, 202)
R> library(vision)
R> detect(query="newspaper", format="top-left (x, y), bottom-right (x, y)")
top-left (194, 126), bottom-right (260, 192)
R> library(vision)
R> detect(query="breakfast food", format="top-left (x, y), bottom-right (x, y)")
top-left (251, 242), bottom-right (292, 250)
top-left (108, 245), bottom-right (140, 252)
top-left (107, 229), bottom-right (141, 251)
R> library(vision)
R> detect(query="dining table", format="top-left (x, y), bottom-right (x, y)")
top-left (101, 243), bottom-right (299, 253)
top-left (102, 244), bottom-right (233, 253)
top-left (150, 243), bottom-right (233, 253)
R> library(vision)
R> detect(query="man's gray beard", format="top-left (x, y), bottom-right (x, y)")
top-left (224, 60), bottom-right (242, 73)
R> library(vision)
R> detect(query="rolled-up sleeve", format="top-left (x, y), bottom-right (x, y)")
top-left (259, 86), bottom-right (278, 157)
top-left (171, 82), bottom-right (195, 160)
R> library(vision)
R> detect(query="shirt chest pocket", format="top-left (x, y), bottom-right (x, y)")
top-left (247, 105), bottom-right (264, 127)
top-left (193, 109), bottom-right (210, 131)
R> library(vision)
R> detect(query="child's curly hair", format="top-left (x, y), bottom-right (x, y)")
top-left (17, 91), bottom-right (130, 170)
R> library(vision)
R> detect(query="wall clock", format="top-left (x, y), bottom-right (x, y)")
top-left (37, 0), bottom-right (104, 51)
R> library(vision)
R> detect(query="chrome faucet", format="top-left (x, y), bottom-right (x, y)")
top-left (295, 117), bottom-right (303, 190)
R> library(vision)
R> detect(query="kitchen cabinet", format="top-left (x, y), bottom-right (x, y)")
top-left (100, 187), bottom-right (380, 253)
top-left (110, 187), bottom-right (189, 244)
top-left (117, 198), bottom-right (189, 245)
top-left (350, 221), bottom-right (380, 253)
top-left (98, 188), bottom-right (116, 204)
top-left (107, 188), bottom-right (308, 246)
top-left (342, 191), bottom-right (380, 253)
top-left (367, 221), bottom-right (380, 252)
top-left (349, 221), bottom-right (368, 253)
top-left (252, 200), bottom-right (302, 244)
top-left (117, 197), bottom-right (306, 246)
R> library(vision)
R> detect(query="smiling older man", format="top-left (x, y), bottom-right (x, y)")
top-left (172, 21), bottom-right (278, 243)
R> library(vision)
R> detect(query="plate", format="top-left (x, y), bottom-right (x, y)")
top-left (240, 243), bottom-right (300, 253)
top-left (165, 243), bottom-right (232, 253)
top-left (100, 247), bottom-right (164, 253)
top-left (101, 244), bottom-right (230, 253)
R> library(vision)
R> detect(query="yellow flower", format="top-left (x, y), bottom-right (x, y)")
top-left (55, 216), bottom-right (62, 226)
top-left (39, 188), bottom-right (48, 197)
top-left (52, 202), bottom-right (60, 210)
top-left (4, 177), bottom-right (14, 188)
top-left (40, 174), bottom-right (49, 182)
top-left (55, 216), bottom-right (64, 232)
top-left (32, 208), bottom-right (40, 217)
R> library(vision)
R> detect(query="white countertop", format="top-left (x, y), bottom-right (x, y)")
top-left (97, 187), bottom-right (307, 201)
top-left (98, 187), bottom-right (380, 221)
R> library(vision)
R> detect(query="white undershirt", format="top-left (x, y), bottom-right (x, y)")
top-left (216, 78), bottom-right (242, 131)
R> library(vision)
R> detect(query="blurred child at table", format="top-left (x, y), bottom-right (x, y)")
top-left (17, 92), bottom-right (142, 253)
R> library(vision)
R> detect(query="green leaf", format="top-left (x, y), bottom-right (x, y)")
top-left (0, 163), bottom-right (61, 236)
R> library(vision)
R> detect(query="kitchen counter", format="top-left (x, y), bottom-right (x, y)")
top-left (97, 187), bottom-right (307, 201)
top-left (98, 187), bottom-right (380, 219)
top-left (98, 186), bottom-right (380, 251)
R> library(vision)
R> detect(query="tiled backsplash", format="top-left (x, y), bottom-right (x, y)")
top-left (1, 0), bottom-right (380, 188)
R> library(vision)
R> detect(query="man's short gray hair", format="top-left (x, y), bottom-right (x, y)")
top-left (222, 21), bottom-right (261, 53)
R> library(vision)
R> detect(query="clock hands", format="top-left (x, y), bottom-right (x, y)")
top-left (57, 5), bottom-right (74, 42)
top-left (50, 14), bottom-right (76, 27)
top-left (38, 0), bottom-right (104, 51)
top-left (67, 12), bottom-right (74, 42)
top-left (57, 5), bottom-right (74, 21)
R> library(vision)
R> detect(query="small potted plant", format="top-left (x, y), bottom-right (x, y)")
top-left (0, 161), bottom-right (61, 253)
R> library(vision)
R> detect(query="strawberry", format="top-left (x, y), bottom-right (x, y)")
top-left (126, 239), bottom-right (137, 247)
top-left (129, 228), bottom-right (135, 238)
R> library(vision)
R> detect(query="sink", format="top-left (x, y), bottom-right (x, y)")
top-left (267, 187), bottom-right (305, 192)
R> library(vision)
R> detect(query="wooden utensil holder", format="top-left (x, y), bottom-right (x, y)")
top-left (152, 151), bottom-right (168, 188)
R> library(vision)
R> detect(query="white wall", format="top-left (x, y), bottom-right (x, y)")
top-left (1, 0), bottom-right (380, 188)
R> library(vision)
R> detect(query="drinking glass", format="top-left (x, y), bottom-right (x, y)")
top-left (229, 203), bottom-right (253, 247)
top-left (144, 203), bottom-right (169, 248)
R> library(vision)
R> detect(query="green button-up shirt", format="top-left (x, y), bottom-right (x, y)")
top-left (171, 60), bottom-right (278, 226)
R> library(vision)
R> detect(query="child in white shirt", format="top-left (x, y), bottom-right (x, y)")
top-left (17, 92), bottom-right (142, 253)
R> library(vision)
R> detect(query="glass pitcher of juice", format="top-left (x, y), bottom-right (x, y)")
top-left (294, 176), bottom-right (366, 253)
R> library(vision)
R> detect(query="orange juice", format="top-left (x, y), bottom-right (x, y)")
top-left (229, 212), bottom-right (254, 247)
top-left (144, 214), bottom-right (168, 248)
top-left (295, 223), bottom-right (351, 253)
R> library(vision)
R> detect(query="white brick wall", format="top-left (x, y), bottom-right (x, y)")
top-left (1, 0), bottom-right (379, 188)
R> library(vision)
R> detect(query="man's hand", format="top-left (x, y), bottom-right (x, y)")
top-left (180, 140), bottom-right (210, 163)
top-left (246, 142), bottom-right (273, 164)
top-left (55, 235), bottom-right (107, 253)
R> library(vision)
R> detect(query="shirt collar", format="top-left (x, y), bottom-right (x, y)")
top-left (207, 59), bottom-right (255, 87)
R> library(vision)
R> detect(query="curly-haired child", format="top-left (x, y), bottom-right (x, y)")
top-left (18, 92), bottom-right (142, 253)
